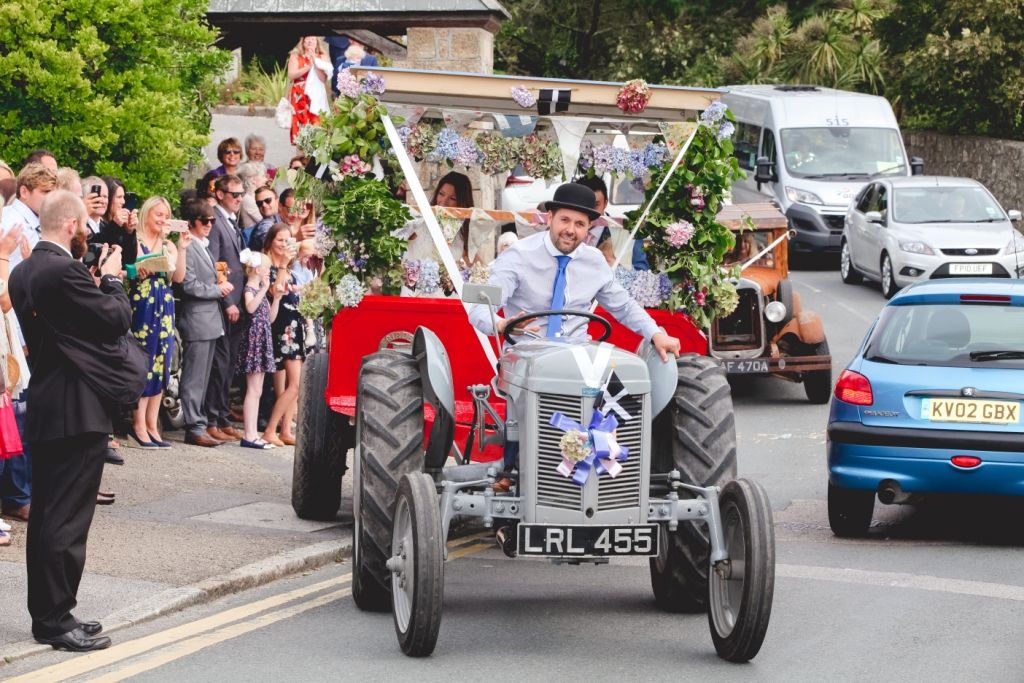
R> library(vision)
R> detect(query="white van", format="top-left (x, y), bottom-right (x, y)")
top-left (723, 84), bottom-right (921, 258)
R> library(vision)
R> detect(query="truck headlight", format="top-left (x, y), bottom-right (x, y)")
top-left (899, 240), bottom-right (935, 255)
top-left (765, 301), bottom-right (787, 323)
top-left (785, 186), bottom-right (824, 206)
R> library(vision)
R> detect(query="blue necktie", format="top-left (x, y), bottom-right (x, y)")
top-left (547, 255), bottom-right (571, 337)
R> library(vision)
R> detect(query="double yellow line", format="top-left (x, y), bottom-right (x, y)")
top-left (7, 534), bottom-right (493, 682)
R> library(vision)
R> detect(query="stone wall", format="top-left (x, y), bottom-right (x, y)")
top-left (398, 27), bottom-right (494, 74)
top-left (903, 130), bottom-right (1024, 212)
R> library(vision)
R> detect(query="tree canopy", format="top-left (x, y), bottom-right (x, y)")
top-left (0, 0), bottom-right (229, 196)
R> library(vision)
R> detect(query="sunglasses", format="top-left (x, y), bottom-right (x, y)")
top-left (196, 217), bottom-right (214, 225)
top-left (257, 197), bottom-right (275, 207)
top-left (220, 190), bottom-right (244, 198)
top-left (224, 149), bottom-right (242, 156)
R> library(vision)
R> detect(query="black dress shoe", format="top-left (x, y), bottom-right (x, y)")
top-left (104, 448), bottom-right (125, 465)
top-left (78, 620), bottom-right (103, 636)
top-left (36, 627), bottom-right (111, 652)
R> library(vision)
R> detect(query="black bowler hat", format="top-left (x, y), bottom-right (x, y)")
top-left (546, 183), bottom-right (601, 221)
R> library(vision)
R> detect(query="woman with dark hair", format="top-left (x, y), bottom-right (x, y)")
top-left (260, 223), bottom-right (305, 446)
top-left (92, 176), bottom-right (138, 264)
top-left (405, 171), bottom-right (476, 266)
top-left (211, 138), bottom-right (243, 177)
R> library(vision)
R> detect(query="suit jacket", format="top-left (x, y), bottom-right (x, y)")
top-left (8, 241), bottom-right (132, 441)
top-left (176, 238), bottom-right (225, 342)
top-left (207, 207), bottom-right (245, 311)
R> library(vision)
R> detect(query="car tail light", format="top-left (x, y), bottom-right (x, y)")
top-left (960, 294), bottom-right (1010, 303)
top-left (834, 369), bottom-right (873, 405)
top-left (951, 455), bottom-right (982, 469)
top-left (505, 176), bottom-right (534, 187)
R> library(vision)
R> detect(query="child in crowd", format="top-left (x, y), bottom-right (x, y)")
top-left (235, 249), bottom-right (281, 449)
top-left (497, 231), bottom-right (518, 254)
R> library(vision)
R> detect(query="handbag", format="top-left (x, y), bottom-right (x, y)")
top-left (0, 392), bottom-right (23, 460)
top-left (275, 97), bottom-right (292, 129)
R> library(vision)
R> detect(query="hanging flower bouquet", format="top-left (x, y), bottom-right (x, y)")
top-left (622, 102), bottom-right (746, 327)
top-left (616, 79), bottom-right (651, 114)
top-left (291, 70), bottom-right (412, 320)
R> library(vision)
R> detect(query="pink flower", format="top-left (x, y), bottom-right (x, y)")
top-left (695, 290), bottom-right (707, 306)
top-left (665, 220), bottom-right (695, 247)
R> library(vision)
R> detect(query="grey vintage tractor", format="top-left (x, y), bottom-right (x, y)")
top-left (348, 284), bottom-right (775, 661)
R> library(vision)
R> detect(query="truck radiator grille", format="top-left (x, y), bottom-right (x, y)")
top-left (596, 395), bottom-right (644, 510)
top-left (536, 393), bottom-right (584, 510)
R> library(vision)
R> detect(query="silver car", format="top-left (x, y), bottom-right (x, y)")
top-left (841, 176), bottom-right (1024, 297)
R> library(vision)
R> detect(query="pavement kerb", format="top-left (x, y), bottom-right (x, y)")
top-left (1, 537), bottom-right (351, 667)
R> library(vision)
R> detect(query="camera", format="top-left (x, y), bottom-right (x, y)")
top-left (82, 243), bottom-right (104, 270)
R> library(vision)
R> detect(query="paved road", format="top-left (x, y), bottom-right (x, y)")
top-left (6, 264), bottom-right (1024, 680)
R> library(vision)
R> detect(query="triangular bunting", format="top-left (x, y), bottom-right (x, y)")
top-left (551, 118), bottom-right (592, 182)
top-left (494, 114), bottom-right (539, 138)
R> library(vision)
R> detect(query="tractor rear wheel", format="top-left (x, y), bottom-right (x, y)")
top-left (292, 351), bottom-right (352, 520)
top-left (351, 351), bottom-right (425, 611)
top-left (650, 354), bottom-right (737, 613)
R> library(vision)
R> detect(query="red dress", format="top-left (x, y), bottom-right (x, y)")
top-left (290, 55), bottom-right (319, 145)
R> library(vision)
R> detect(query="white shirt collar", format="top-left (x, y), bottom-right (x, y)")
top-left (39, 239), bottom-right (72, 257)
top-left (214, 203), bottom-right (236, 222)
top-left (543, 232), bottom-right (581, 260)
top-left (9, 199), bottom-right (40, 229)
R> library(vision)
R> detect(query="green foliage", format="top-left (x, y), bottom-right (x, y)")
top-left (0, 0), bottom-right (230, 198)
top-left (715, 2), bottom-right (891, 92)
top-left (878, 0), bottom-right (1024, 139)
top-left (221, 58), bottom-right (289, 107)
top-left (627, 114), bottom-right (745, 329)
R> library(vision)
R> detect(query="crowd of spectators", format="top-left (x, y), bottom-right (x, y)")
top-left (0, 138), bottom-right (322, 545)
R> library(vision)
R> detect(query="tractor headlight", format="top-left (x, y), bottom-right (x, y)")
top-left (765, 300), bottom-right (787, 323)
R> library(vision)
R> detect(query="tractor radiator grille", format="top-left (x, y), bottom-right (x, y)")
top-left (536, 393), bottom-right (646, 512)
top-left (596, 395), bottom-right (644, 510)
top-left (536, 393), bottom-right (584, 510)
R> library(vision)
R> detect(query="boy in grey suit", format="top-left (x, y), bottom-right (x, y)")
top-left (177, 199), bottom-right (234, 447)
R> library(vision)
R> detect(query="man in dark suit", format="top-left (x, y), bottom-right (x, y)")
top-left (204, 174), bottom-right (246, 442)
top-left (9, 189), bottom-right (128, 652)
top-left (178, 199), bottom-right (233, 447)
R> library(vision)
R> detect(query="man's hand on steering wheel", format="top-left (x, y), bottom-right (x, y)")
top-left (496, 317), bottom-right (541, 337)
top-left (501, 310), bottom-right (613, 345)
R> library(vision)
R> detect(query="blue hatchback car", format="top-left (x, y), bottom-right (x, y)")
top-left (827, 278), bottom-right (1024, 536)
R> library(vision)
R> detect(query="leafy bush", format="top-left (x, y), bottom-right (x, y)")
top-left (0, 0), bottom-right (229, 198)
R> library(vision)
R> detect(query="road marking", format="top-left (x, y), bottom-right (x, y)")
top-left (448, 540), bottom-right (494, 560)
top-left (6, 576), bottom-right (350, 683)
top-left (86, 588), bottom-right (352, 683)
top-left (779, 564), bottom-right (1024, 601)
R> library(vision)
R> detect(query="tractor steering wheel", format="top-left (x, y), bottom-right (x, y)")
top-left (501, 310), bottom-right (613, 346)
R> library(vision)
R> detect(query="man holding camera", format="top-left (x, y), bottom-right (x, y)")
top-left (9, 190), bottom-right (128, 652)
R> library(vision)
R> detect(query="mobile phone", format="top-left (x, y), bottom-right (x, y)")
top-left (166, 219), bottom-right (189, 233)
top-left (90, 184), bottom-right (102, 196)
top-left (124, 192), bottom-right (139, 211)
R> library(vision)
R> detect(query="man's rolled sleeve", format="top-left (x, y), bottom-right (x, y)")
top-left (596, 274), bottom-right (660, 342)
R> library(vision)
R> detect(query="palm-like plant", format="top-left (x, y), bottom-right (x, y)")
top-left (789, 15), bottom-right (849, 87)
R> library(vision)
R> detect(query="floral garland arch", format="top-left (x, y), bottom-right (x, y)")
top-left (292, 69), bottom-right (744, 329)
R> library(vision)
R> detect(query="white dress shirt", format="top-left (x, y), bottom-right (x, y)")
top-left (0, 199), bottom-right (41, 273)
top-left (468, 231), bottom-right (660, 341)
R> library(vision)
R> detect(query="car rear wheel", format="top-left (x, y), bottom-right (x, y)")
top-left (827, 482), bottom-right (874, 537)
top-left (840, 240), bottom-right (862, 284)
top-left (880, 253), bottom-right (897, 299)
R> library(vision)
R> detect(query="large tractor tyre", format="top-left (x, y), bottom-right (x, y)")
top-left (650, 354), bottom-right (738, 613)
top-left (351, 351), bottom-right (425, 611)
top-left (292, 351), bottom-right (353, 521)
top-left (803, 340), bottom-right (833, 405)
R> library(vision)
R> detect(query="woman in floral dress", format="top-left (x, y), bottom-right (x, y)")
top-left (261, 223), bottom-right (306, 446)
top-left (287, 36), bottom-right (332, 146)
top-left (128, 197), bottom-right (190, 449)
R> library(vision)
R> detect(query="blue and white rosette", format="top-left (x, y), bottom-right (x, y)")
top-left (549, 411), bottom-right (629, 486)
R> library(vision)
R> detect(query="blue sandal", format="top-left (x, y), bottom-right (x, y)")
top-left (240, 438), bottom-right (273, 450)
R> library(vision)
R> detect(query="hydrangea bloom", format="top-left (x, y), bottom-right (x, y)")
top-left (313, 226), bottom-right (336, 258)
top-left (629, 270), bottom-right (664, 307)
top-left (700, 101), bottom-right (728, 125)
top-left (511, 85), bottom-right (536, 108)
top-left (665, 220), bottom-right (695, 247)
top-left (336, 68), bottom-right (361, 99)
top-left (717, 120), bottom-right (735, 141)
top-left (403, 259), bottom-right (421, 288)
top-left (454, 136), bottom-right (482, 167)
top-left (335, 274), bottom-right (365, 308)
top-left (428, 128), bottom-right (460, 163)
top-left (418, 259), bottom-right (441, 293)
top-left (360, 72), bottom-right (385, 95)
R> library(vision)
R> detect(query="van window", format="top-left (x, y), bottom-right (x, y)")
top-left (780, 127), bottom-right (904, 178)
top-left (733, 122), bottom-right (761, 171)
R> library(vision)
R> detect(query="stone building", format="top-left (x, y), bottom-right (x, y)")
top-left (206, 0), bottom-right (508, 75)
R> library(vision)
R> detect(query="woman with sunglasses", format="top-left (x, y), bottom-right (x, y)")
top-left (211, 138), bottom-right (244, 177)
